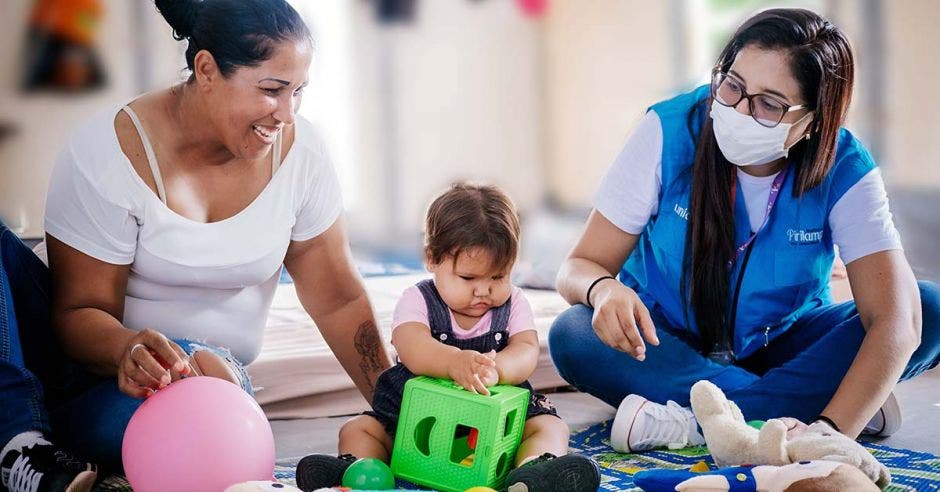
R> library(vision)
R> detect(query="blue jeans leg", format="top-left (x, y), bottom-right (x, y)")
top-left (902, 281), bottom-right (940, 379)
top-left (549, 281), bottom-right (940, 423)
top-left (0, 222), bottom-right (53, 445)
top-left (726, 280), bottom-right (940, 422)
top-left (548, 304), bottom-right (759, 408)
top-left (50, 339), bottom-right (254, 470)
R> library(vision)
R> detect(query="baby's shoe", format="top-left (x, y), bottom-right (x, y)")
top-left (610, 394), bottom-right (705, 452)
top-left (504, 453), bottom-right (600, 492)
top-left (294, 454), bottom-right (356, 491)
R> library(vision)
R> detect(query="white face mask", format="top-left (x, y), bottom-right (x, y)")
top-left (709, 100), bottom-right (811, 167)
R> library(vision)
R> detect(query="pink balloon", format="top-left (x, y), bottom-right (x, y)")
top-left (122, 377), bottom-right (275, 492)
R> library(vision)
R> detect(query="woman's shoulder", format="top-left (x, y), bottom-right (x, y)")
top-left (64, 104), bottom-right (124, 161)
top-left (826, 128), bottom-right (878, 193)
top-left (286, 115), bottom-right (332, 167)
top-left (58, 104), bottom-right (141, 198)
top-left (649, 84), bottom-right (710, 123)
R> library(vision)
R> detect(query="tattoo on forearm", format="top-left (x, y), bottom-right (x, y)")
top-left (354, 320), bottom-right (385, 390)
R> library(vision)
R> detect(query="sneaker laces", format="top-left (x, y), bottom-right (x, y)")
top-left (6, 444), bottom-right (95, 492)
top-left (638, 400), bottom-right (703, 450)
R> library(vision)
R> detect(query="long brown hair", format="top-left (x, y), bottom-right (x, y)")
top-left (684, 8), bottom-right (855, 354)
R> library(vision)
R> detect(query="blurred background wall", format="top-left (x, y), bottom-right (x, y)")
top-left (0, 0), bottom-right (936, 279)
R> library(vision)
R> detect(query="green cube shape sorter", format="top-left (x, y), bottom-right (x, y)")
top-left (391, 376), bottom-right (529, 492)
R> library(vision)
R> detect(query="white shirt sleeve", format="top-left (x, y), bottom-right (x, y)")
top-left (593, 111), bottom-right (663, 234)
top-left (829, 168), bottom-right (903, 264)
top-left (44, 142), bottom-right (139, 265)
top-left (290, 126), bottom-right (345, 242)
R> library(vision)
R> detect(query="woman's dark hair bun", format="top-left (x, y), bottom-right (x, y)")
top-left (155, 0), bottom-right (201, 41)
top-left (155, 0), bottom-right (311, 78)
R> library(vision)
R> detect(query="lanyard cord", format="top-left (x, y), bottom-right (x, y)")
top-left (727, 166), bottom-right (789, 269)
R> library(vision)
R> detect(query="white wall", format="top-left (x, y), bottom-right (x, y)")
top-left (0, 0), bottom-right (182, 238)
top-left (883, 0), bottom-right (940, 188)
top-left (347, 0), bottom-right (545, 242)
top-left (542, 0), bottom-right (673, 208)
top-left (1, 0), bottom-right (547, 243)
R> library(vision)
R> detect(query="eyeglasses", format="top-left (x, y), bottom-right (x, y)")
top-left (711, 69), bottom-right (811, 128)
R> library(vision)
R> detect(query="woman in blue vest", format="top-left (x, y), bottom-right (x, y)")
top-left (549, 8), bottom-right (940, 451)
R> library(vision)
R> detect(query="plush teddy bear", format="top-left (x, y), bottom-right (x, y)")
top-left (689, 380), bottom-right (890, 488)
top-left (634, 459), bottom-right (880, 492)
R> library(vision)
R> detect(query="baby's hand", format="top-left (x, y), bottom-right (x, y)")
top-left (448, 350), bottom-right (497, 395)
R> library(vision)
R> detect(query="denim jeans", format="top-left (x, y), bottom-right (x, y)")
top-left (0, 220), bottom-right (253, 469)
top-left (549, 281), bottom-right (940, 423)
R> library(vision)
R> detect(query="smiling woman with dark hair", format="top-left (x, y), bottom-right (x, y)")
top-left (0, 1), bottom-right (390, 487)
top-left (549, 8), bottom-right (940, 453)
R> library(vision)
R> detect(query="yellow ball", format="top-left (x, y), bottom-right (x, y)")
top-left (465, 488), bottom-right (498, 492)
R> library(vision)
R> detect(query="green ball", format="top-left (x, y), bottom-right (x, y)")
top-left (746, 419), bottom-right (766, 430)
top-left (341, 457), bottom-right (395, 490)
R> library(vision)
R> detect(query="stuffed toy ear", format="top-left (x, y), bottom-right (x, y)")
top-left (780, 463), bottom-right (881, 492)
top-left (690, 381), bottom-right (731, 420)
top-left (756, 419), bottom-right (790, 466)
top-left (817, 454), bottom-right (891, 489)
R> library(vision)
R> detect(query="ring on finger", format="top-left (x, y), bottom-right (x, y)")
top-left (129, 343), bottom-right (147, 361)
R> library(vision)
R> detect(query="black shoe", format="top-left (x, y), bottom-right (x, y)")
top-left (295, 453), bottom-right (357, 491)
top-left (1, 443), bottom-right (97, 492)
top-left (504, 453), bottom-right (600, 492)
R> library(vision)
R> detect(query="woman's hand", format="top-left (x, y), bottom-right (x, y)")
top-left (117, 329), bottom-right (192, 398)
top-left (448, 349), bottom-right (498, 395)
top-left (590, 279), bottom-right (660, 360)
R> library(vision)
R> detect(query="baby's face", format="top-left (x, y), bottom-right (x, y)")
top-left (428, 248), bottom-right (513, 319)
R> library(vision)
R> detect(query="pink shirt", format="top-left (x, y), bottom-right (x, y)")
top-left (392, 284), bottom-right (536, 340)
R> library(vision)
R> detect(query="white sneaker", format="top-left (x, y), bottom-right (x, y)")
top-left (861, 391), bottom-right (902, 437)
top-left (610, 394), bottom-right (706, 453)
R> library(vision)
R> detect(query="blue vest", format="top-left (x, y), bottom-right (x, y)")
top-left (620, 85), bottom-right (876, 359)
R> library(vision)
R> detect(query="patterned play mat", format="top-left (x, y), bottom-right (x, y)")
top-left (95, 420), bottom-right (940, 491)
top-left (567, 420), bottom-right (940, 492)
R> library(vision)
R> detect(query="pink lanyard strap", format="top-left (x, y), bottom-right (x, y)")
top-left (727, 166), bottom-right (789, 270)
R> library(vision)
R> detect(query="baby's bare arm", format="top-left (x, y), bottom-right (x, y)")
top-left (494, 330), bottom-right (540, 385)
top-left (394, 322), bottom-right (496, 394)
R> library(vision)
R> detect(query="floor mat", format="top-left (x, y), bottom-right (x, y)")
top-left (94, 419), bottom-right (940, 491)
top-left (568, 420), bottom-right (940, 492)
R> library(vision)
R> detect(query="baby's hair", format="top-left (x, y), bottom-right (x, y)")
top-left (424, 182), bottom-right (520, 273)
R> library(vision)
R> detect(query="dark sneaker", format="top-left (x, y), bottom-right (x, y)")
top-left (505, 453), bottom-right (600, 492)
top-left (294, 454), bottom-right (356, 491)
top-left (1, 443), bottom-right (97, 492)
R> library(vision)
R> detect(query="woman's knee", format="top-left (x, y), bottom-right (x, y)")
top-left (548, 305), bottom-right (596, 372)
top-left (911, 280), bottom-right (940, 370)
top-left (174, 339), bottom-right (253, 394)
